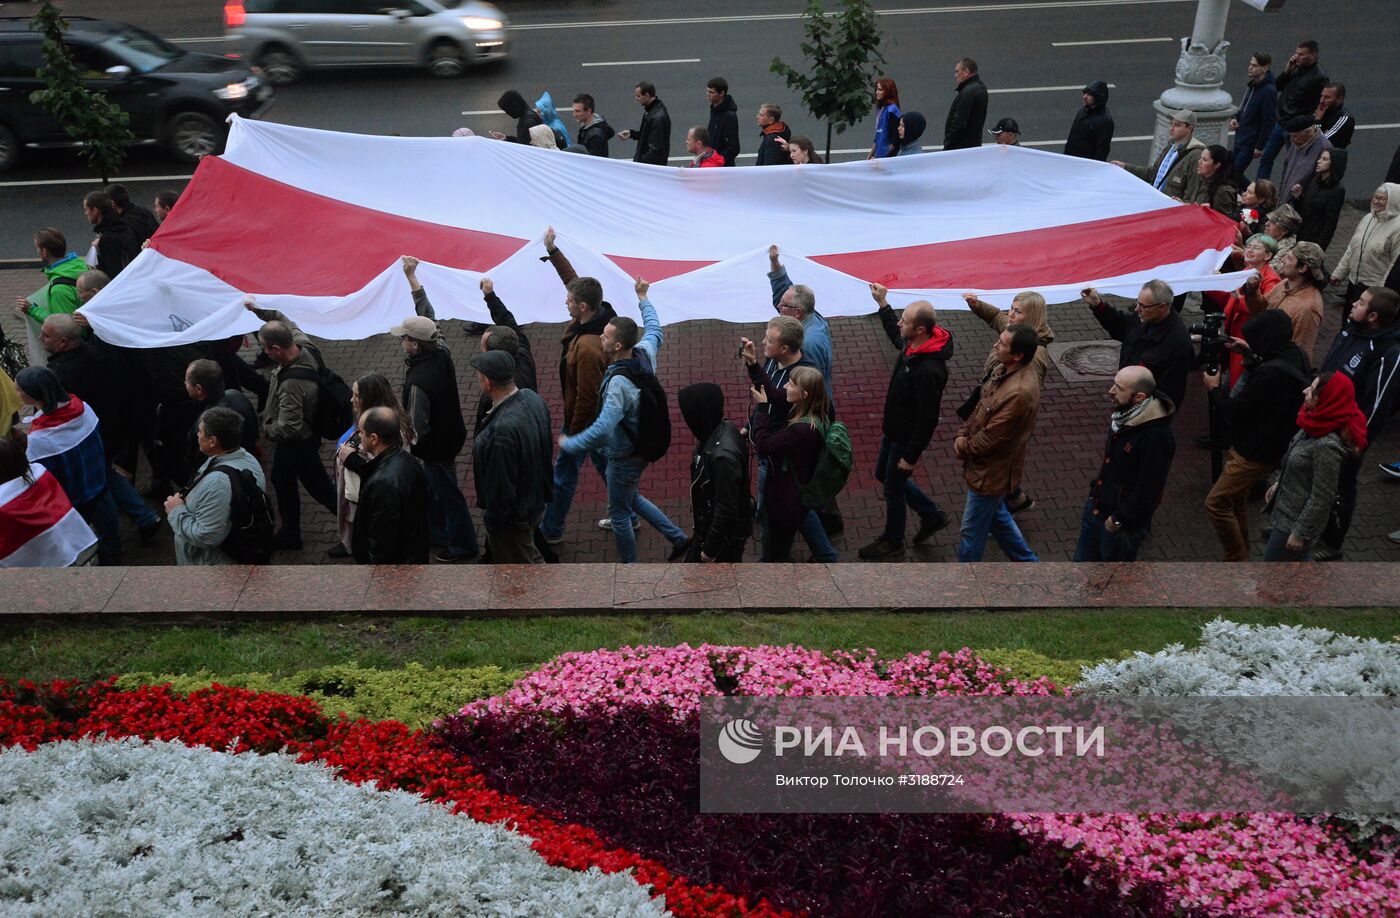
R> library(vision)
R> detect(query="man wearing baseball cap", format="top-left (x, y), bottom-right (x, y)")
top-left (470, 349), bottom-right (554, 564)
top-left (988, 117), bottom-right (1020, 146)
top-left (391, 312), bottom-right (477, 562)
top-left (1113, 109), bottom-right (1205, 199)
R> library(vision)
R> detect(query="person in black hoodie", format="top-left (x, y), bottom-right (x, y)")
top-left (1064, 81), bottom-right (1114, 161)
top-left (492, 90), bottom-right (545, 144)
top-left (678, 383), bottom-right (751, 562)
top-left (619, 81), bottom-right (671, 165)
top-left (1292, 148), bottom-right (1347, 249)
top-left (705, 77), bottom-right (740, 167)
top-left (860, 284), bottom-right (953, 560)
top-left (895, 112), bottom-right (927, 156)
top-left (1202, 309), bottom-right (1310, 561)
top-left (571, 94), bottom-right (615, 158)
top-left (104, 183), bottom-right (159, 246)
top-left (390, 311), bottom-right (476, 563)
top-left (1075, 366), bottom-right (1175, 561)
top-left (81, 191), bottom-right (137, 279)
top-left (943, 58), bottom-right (988, 151)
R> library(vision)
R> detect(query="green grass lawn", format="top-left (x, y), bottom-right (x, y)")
top-left (3, 607), bottom-right (1396, 684)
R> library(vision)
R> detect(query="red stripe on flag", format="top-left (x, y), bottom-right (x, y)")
top-left (0, 472), bottom-right (71, 561)
top-left (152, 156), bottom-right (1236, 296)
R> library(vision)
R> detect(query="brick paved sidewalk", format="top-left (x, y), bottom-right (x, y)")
top-left (5, 206), bottom-right (1398, 568)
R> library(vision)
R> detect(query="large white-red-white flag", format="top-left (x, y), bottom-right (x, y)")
top-left (83, 116), bottom-right (1250, 347)
top-left (0, 463), bottom-right (96, 568)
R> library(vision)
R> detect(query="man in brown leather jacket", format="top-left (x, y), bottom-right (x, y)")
top-left (954, 324), bottom-right (1042, 562)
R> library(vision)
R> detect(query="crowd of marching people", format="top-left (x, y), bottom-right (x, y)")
top-left (4, 36), bottom-right (1400, 569)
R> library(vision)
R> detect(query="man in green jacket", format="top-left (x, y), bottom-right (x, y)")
top-left (1113, 109), bottom-right (1206, 200)
top-left (14, 229), bottom-right (86, 365)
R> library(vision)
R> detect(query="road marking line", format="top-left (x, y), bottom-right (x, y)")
top-left (461, 110), bottom-right (501, 115)
top-left (1356, 123), bottom-right (1400, 130)
top-left (0, 174), bottom-right (193, 189)
top-left (169, 37), bottom-right (229, 43)
top-left (581, 58), bottom-right (701, 67)
top-left (511, 0), bottom-right (1193, 31)
top-left (990, 84), bottom-right (1116, 93)
top-left (1052, 37), bottom-right (1171, 46)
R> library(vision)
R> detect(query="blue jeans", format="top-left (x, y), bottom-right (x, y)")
top-left (756, 459), bottom-right (837, 562)
top-left (1254, 123), bottom-right (1288, 181)
top-left (422, 459), bottom-right (478, 558)
top-left (875, 436), bottom-right (941, 544)
top-left (539, 444), bottom-right (609, 540)
top-left (1264, 527), bottom-right (1312, 561)
top-left (957, 490), bottom-right (1038, 562)
top-left (605, 455), bottom-right (685, 563)
top-left (1072, 499), bottom-right (1148, 561)
top-left (108, 467), bottom-right (158, 527)
top-left (271, 436), bottom-right (337, 540)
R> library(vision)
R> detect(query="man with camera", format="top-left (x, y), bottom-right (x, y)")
top-left (1083, 281), bottom-right (1194, 409)
top-left (1202, 310), bottom-right (1310, 561)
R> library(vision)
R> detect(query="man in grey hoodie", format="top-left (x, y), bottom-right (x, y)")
top-left (165, 406), bottom-right (266, 565)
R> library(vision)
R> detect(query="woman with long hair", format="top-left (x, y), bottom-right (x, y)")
top-left (779, 135), bottom-right (823, 165)
top-left (1184, 144), bottom-right (1237, 216)
top-left (330, 372), bottom-right (415, 558)
top-left (867, 77), bottom-right (902, 159)
top-left (750, 365), bottom-right (832, 562)
top-left (1292, 148), bottom-right (1347, 249)
top-left (1263, 371), bottom-right (1368, 561)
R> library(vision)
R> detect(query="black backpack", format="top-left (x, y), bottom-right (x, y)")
top-left (613, 363), bottom-right (671, 463)
top-left (279, 345), bottom-right (354, 441)
top-left (186, 463), bottom-right (275, 564)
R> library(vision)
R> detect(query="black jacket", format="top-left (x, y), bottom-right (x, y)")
top-left (1321, 319), bottom-right (1400, 442)
top-left (1275, 61), bottom-right (1328, 122)
top-left (679, 384), bottom-right (751, 558)
top-left (755, 123), bottom-right (792, 166)
top-left (1223, 311), bottom-right (1310, 465)
top-left (1086, 393), bottom-right (1176, 530)
top-left (92, 213), bottom-right (137, 278)
top-left (879, 306), bottom-right (953, 464)
top-left (352, 446), bottom-right (430, 564)
top-left (497, 89), bottom-right (545, 144)
top-left (630, 97), bottom-right (671, 165)
top-left (1091, 301), bottom-right (1194, 409)
top-left (1064, 81), bottom-right (1114, 161)
top-left (1295, 147), bottom-right (1347, 249)
top-left (404, 347), bottom-right (467, 464)
top-left (577, 116), bottom-right (615, 157)
top-left (475, 290), bottom-right (539, 433)
top-left (1319, 106), bottom-right (1355, 149)
top-left (120, 203), bottom-right (160, 246)
top-left (472, 388), bottom-right (554, 531)
top-left (707, 94), bottom-right (740, 167)
top-left (943, 75), bottom-right (988, 150)
top-left (47, 342), bottom-right (129, 460)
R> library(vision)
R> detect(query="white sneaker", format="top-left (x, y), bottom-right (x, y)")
top-left (598, 517), bottom-right (642, 531)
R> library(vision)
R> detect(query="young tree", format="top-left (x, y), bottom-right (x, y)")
top-left (770, 0), bottom-right (885, 160)
top-left (27, 1), bottom-right (133, 181)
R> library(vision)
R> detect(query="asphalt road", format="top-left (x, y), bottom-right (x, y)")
top-left (2, 0), bottom-right (1397, 260)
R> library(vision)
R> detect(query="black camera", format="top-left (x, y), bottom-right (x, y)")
top-left (1189, 311), bottom-right (1228, 375)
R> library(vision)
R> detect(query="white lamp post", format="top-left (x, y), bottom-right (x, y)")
top-left (1149, 0), bottom-right (1234, 161)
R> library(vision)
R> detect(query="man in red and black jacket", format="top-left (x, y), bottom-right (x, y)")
top-left (861, 283), bottom-right (954, 560)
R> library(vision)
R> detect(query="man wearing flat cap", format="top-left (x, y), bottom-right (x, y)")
top-left (1277, 114), bottom-right (1332, 207)
top-left (392, 312), bottom-right (477, 562)
top-left (1244, 240), bottom-right (1327, 357)
top-left (470, 349), bottom-right (554, 564)
top-left (1113, 109), bottom-right (1205, 200)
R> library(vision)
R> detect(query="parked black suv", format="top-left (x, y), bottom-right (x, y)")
top-left (0, 18), bottom-right (273, 171)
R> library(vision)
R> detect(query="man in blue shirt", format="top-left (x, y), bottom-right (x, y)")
top-left (557, 277), bottom-right (688, 563)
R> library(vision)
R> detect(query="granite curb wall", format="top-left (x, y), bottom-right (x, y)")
top-left (1, 562), bottom-right (1397, 621)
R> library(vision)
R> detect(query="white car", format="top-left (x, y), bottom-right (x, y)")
top-left (224, 0), bottom-right (509, 85)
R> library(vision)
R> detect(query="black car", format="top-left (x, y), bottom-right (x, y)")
top-left (0, 17), bottom-right (273, 171)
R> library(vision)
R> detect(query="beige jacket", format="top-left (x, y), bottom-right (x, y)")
top-left (958, 362), bottom-right (1042, 496)
top-left (1334, 183), bottom-right (1400, 286)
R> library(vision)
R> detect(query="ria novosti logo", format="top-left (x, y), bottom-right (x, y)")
top-left (716, 719), bottom-right (764, 764)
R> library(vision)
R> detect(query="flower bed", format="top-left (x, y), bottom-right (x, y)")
top-left (0, 679), bottom-right (790, 918)
top-left (446, 642), bottom-right (1400, 918)
top-left (0, 737), bottom-right (666, 916)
